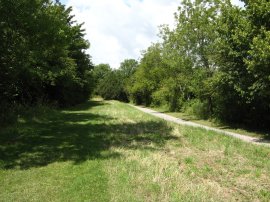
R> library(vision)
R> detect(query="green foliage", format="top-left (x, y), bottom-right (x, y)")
top-left (119, 59), bottom-right (138, 78)
top-left (0, 0), bottom-right (94, 123)
top-left (92, 64), bottom-right (111, 89)
top-left (97, 71), bottom-right (128, 102)
top-left (128, 44), bottom-right (166, 105)
top-left (128, 0), bottom-right (221, 112)
top-left (183, 99), bottom-right (209, 120)
top-left (211, 1), bottom-right (270, 127)
top-left (118, 0), bottom-right (270, 129)
top-left (94, 59), bottom-right (138, 102)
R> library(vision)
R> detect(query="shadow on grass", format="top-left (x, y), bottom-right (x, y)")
top-left (0, 100), bottom-right (177, 170)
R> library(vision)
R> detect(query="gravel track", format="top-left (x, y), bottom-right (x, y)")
top-left (132, 105), bottom-right (270, 147)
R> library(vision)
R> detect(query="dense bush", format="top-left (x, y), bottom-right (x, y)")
top-left (94, 59), bottom-right (138, 102)
top-left (0, 0), bottom-right (94, 118)
top-left (183, 100), bottom-right (209, 120)
top-left (126, 0), bottom-right (270, 129)
top-left (97, 71), bottom-right (128, 102)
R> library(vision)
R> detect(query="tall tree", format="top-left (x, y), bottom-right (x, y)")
top-left (213, 0), bottom-right (270, 126)
top-left (0, 0), bottom-right (94, 114)
top-left (128, 44), bottom-right (166, 105)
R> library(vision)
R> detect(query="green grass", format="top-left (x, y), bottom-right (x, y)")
top-left (150, 105), bottom-right (270, 140)
top-left (0, 99), bottom-right (270, 201)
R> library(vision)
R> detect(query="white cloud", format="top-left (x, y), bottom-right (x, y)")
top-left (64, 0), bottom-right (179, 68)
top-left (231, 0), bottom-right (245, 7)
top-left (63, 0), bottom-right (244, 68)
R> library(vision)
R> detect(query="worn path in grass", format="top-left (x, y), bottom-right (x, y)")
top-left (132, 105), bottom-right (270, 147)
top-left (1, 99), bottom-right (270, 201)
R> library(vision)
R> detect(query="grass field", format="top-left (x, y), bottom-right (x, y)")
top-left (0, 99), bottom-right (270, 201)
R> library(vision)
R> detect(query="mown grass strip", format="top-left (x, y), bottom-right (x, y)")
top-left (0, 99), bottom-right (269, 201)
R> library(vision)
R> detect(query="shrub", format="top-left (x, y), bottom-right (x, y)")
top-left (183, 99), bottom-right (209, 119)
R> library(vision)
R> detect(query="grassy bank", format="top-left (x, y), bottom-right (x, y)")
top-left (150, 105), bottom-right (270, 140)
top-left (0, 99), bottom-right (269, 201)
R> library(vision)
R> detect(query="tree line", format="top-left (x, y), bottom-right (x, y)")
top-left (0, 0), bottom-right (94, 122)
top-left (1, 0), bottom-right (269, 129)
top-left (94, 0), bottom-right (270, 129)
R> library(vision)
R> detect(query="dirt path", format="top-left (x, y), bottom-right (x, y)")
top-left (132, 105), bottom-right (270, 147)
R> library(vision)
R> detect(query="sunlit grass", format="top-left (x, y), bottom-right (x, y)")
top-left (0, 99), bottom-right (269, 201)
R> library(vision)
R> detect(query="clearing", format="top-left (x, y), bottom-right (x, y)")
top-left (0, 99), bottom-right (270, 201)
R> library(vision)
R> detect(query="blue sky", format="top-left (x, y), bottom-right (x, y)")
top-left (61, 0), bottom-right (244, 68)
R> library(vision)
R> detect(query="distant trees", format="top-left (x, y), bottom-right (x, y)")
top-left (0, 0), bottom-right (94, 115)
top-left (53, 0), bottom-right (270, 127)
top-left (93, 59), bottom-right (138, 102)
top-left (98, 0), bottom-right (270, 129)
top-left (129, 0), bottom-right (222, 113)
top-left (128, 44), bottom-right (166, 106)
top-left (92, 63), bottom-right (111, 95)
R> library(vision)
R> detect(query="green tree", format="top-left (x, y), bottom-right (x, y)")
top-left (213, 0), bottom-right (270, 127)
top-left (119, 59), bottom-right (138, 78)
top-left (92, 63), bottom-right (112, 95)
top-left (95, 59), bottom-right (138, 102)
top-left (0, 0), bottom-right (94, 122)
top-left (128, 44), bottom-right (166, 106)
top-left (157, 0), bottom-right (225, 112)
top-left (98, 70), bottom-right (128, 102)
top-left (93, 64), bottom-right (111, 83)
